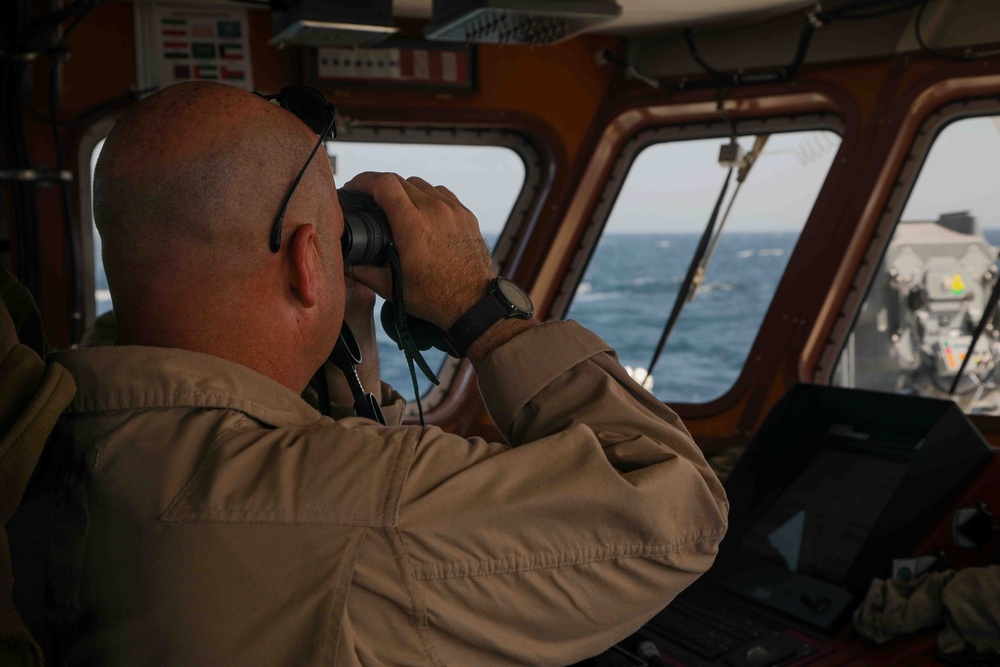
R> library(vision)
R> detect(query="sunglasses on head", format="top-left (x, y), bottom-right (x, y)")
top-left (255, 86), bottom-right (338, 253)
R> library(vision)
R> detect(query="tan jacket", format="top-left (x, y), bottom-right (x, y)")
top-left (1, 267), bottom-right (76, 667)
top-left (9, 321), bottom-right (728, 666)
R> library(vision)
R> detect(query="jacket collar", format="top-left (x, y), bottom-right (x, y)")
top-left (51, 346), bottom-right (322, 429)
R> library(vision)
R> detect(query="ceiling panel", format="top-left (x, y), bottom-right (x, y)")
top-left (392, 0), bottom-right (816, 33)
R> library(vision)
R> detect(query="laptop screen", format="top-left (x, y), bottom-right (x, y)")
top-left (710, 384), bottom-right (993, 631)
top-left (739, 447), bottom-right (909, 582)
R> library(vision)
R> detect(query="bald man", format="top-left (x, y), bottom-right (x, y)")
top-left (9, 82), bottom-right (728, 666)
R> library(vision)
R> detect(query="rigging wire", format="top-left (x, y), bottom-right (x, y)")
top-left (948, 266), bottom-right (1000, 397)
top-left (605, 0), bottom-right (971, 95)
top-left (646, 167), bottom-right (734, 380)
top-left (817, 0), bottom-right (924, 21)
top-left (681, 17), bottom-right (817, 88)
top-left (642, 135), bottom-right (771, 389)
top-left (691, 135), bottom-right (771, 303)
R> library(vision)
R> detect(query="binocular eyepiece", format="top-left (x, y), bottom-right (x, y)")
top-left (338, 189), bottom-right (392, 266)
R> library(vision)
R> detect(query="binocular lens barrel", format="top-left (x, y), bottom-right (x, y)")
top-left (338, 190), bottom-right (392, 266)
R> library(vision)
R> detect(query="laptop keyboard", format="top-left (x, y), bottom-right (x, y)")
top-left (646, 597), bottom-right (764, 661)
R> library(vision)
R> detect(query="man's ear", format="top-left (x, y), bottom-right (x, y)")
top-left (288, 223), bottom-right (320, 309)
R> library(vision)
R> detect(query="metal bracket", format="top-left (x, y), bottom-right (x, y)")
top-left (807, 2), bottom-right (826, 29)
top-left (0, 168), bottom-right (74, 183)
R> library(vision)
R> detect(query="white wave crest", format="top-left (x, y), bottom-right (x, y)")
top-left (624, 365), bottom-right (655, 391)
top-left (699, 282), bottom-right (735, 294)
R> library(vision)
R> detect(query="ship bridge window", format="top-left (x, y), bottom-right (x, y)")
top-left (831, 112), bottom-right (1000, 414)
top-left (84, 128), bottom-right (539, 406)
top-left (559, 123), bottom-right (841, 404)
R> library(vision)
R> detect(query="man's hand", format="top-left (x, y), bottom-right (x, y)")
top-left (343, 172), bottom-right (535, 364)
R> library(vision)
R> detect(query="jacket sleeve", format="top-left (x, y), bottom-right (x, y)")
top-left (393, 320), bottom-right (729, 666)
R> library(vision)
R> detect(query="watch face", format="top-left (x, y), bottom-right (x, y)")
top-left (497, 278), bottom-right (534, 315)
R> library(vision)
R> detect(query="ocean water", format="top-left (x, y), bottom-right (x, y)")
top-left (90, 227), bottom-right (1000, 407)
top-left (565, 232), bottom-right (799, 404)
top-left (95, 232), bottom-right (800, 405)
top-left (376, 231), bottom-right (801, 404)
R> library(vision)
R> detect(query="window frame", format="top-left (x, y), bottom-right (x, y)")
top-left (77, 114), bottom-right (120, 330)
top-left (551, 114), bottom-right (845, 407)
top-left (815, 97), bottom-right (1000, 404)
top-left (77, 119), bottom-right (545, 415)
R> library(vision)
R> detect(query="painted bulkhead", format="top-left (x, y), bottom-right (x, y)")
top-left (3, 0), bottom-right (1000, 663)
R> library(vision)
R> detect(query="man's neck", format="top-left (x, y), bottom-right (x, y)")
top-left (117, 314), bottom-right (314, 394)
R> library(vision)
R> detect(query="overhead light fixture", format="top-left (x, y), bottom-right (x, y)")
top-left (425, 0), bottom-right (622, 46)
top-left (270, 0), bottom-right (399, 48)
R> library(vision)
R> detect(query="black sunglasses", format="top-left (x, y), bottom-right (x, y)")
top-left (255, 86), bottom-right (338, 253)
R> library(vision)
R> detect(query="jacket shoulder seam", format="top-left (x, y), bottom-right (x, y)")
top-left (411, 528), bottom-right (727, 581)
top-left (387, 433), bottom-right (445, 666)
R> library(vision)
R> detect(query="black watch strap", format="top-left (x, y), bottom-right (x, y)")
top-left (446, 278), bottom-right (533, 357)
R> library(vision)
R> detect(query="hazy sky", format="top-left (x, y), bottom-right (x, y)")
top-left (607, 130), bottom-right (840, 233)
top-left (91, 113), bottom-right (1000, 237)
top-left (325, 142), bottom-right (524, 234)
top-left (902, 116), bottom-right (1000, 228)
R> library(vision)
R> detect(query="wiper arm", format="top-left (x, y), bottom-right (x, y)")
top-left (646, 134), bottom-right (769, 380)
top-left (949, 262), bottom-right (1000, 396)
top-left (690, 135), bottom-right (770, 302)
top-left (646, 166), bottom-right (733, 380)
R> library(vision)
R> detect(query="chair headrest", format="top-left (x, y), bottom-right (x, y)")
top-left (0, 298), bottom-right (17, 360)
top-left (0, 266), bottom-right (47, 358)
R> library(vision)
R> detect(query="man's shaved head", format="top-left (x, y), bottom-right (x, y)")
top-left (95, 82), bottom-right (333, 274)
top-left (94, 82), bottom-right (345, 389)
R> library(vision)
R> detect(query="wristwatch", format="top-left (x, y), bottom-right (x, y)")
top-left (446, 277), bottom-right (534, 357)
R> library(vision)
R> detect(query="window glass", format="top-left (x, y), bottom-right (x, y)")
top-left (832, 115), bottom-right (1000, 413)
top-left (89, 140), bottom-right (526, 401)
top-left (92, 139), bottom-right (111, 317)
top-left (565, 129), bottom-right (841, 403)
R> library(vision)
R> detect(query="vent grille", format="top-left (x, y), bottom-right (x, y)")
top-left (426, 0), bottom-right (621, 46)
top-left (271, 20), bottom-right (399, 48)
top-left (270, 0), bottom-right (397, 48)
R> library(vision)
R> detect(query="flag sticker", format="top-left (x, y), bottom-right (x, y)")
top-left (153, 6), bottom-right (252, 90)
top-left (218, 20), bottom-right (241, 38)
top-left (221, 66), bottom-right (245, 80)
top-left (163, 42), bottom-right (189, 59)
top-left (192, 43), bottom-right (216, 59)
top-left (219, 43), bottom-right (244, 60)
top-left (191, 23), bottom-right (215, 39)
top-left (195, 64), bottom-right (218, 79)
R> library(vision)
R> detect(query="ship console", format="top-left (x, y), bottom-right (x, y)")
top-left (580, 384), bottom-right (999, 667)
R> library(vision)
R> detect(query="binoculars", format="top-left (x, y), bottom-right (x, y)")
top-left (337, 188), bottom-right (453, 354)
top-left (338, 189), bottom-right (391, 266)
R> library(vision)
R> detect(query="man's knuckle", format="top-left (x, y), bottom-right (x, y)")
top-left (428, 199), bottom-right (452, 218)
top-left (372, 172), bottom-right (399, 190)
